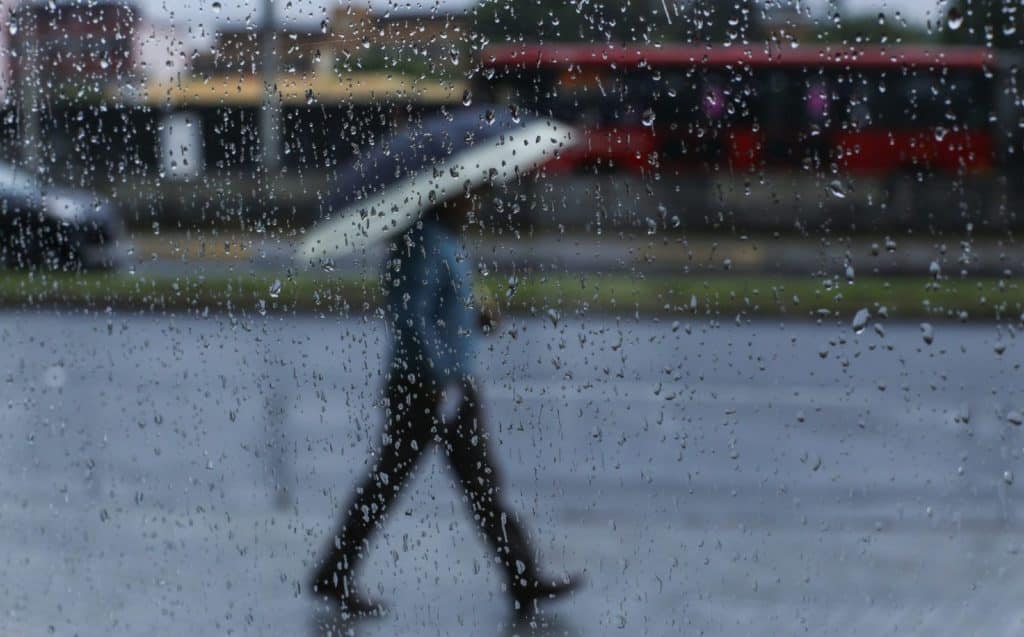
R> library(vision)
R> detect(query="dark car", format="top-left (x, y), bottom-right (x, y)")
top-left (0, 162), bottom-right (121, 270)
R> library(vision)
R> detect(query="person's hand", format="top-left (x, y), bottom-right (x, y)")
top-left (479, 307), bottom-right (501, 335)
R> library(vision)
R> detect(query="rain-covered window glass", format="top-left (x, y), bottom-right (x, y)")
top-left (2, 0), bottom-right (1023, 635)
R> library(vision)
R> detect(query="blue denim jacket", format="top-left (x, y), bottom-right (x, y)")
top-left (384, 218), bottom-right (476, 386)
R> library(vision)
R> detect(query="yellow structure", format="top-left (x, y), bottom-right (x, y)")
top-left (114, 72), bottom-right (468, 108)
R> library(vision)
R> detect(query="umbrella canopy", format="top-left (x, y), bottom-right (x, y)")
top-left (296, 107), bottom-right (575, 262)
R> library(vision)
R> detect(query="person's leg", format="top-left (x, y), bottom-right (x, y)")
top-left (440, 381), bottom-right (540, 591)
top-left (311, 378), bottom-right (436, 597)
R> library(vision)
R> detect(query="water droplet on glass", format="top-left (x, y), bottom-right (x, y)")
top-left (920, 322), bottom-right (934, 345)
top-left (43, 365), bottom-right (66, 389)
top-left (546, 308), bottom-right (561, 327)
top-left (947, 7), bottom-right (963, 31)
top-left (506, 275), bottom-right (519, 300)
top-left (1007, 410), bottom-right (1023, 426)
top-left (1004, 470), bottom-right (1014, 485)
top-left (462, 89), bottom-right (472, 107)
top-left (851, 308), bottom-right (870, 334)
top-left (641, 108), bottom-right (656, 127)
top-left (268, 279), bottom-right (282, 299)
top-left (212, 0), bottom-right (221, 11)
top-left (827, 179), bottom-right (846, 199)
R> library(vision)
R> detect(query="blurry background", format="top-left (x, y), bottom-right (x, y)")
top-left (0, 0), bottom-right (1019, 236)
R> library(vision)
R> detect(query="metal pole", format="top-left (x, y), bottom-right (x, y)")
top-left (16, 8), bottom-right (40, 173)
top-left (259, 0), bottom-right (280, 175)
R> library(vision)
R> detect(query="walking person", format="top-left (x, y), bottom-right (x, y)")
top-left (301, 109), bottom-right (580, 618)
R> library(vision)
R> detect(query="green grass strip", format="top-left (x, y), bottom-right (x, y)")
top-left (0, 270), bottom-right (1019, 321)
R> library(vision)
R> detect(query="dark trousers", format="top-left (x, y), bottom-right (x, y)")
top-left (314, 374), bottom-right (537, 594)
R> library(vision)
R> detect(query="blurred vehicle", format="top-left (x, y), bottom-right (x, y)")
top-left (479, 43), bottom-right (1000, 176)
top-left (0, 162), bottom-right (121, 270)
top-left (478, 43), bottom-right (1020, 230)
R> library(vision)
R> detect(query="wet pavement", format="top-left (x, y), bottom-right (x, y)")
top-left (1, 312), bottom-right (1023, 635)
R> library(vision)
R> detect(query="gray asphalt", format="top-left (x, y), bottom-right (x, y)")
top-left (1, 312), bottom-right (1023, 636)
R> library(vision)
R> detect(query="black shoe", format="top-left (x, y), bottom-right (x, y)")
top-left (511, 573), bottom-right (583, 616)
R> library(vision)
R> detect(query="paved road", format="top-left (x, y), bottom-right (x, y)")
top-left (1, 313), bottom-right (1023, 636)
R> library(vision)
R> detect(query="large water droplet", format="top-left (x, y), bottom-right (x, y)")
top-left (506, 275), bottom-right (519, 300)
top-left (851, 308), bottom-right (870, 334)
top-left (920, 322), bottom-right (934, 345)
top-left (827, 179), bottom-right (846, 199)
top-left (268, 279), bottom-right (282, 299)
top-left (947, 7), bottom-right (964, 31)
top-left (546, 308), bottom-right (561, 327)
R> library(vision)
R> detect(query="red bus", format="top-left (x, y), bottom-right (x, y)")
top-left (479, 44), bottom-right (1000, 179)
